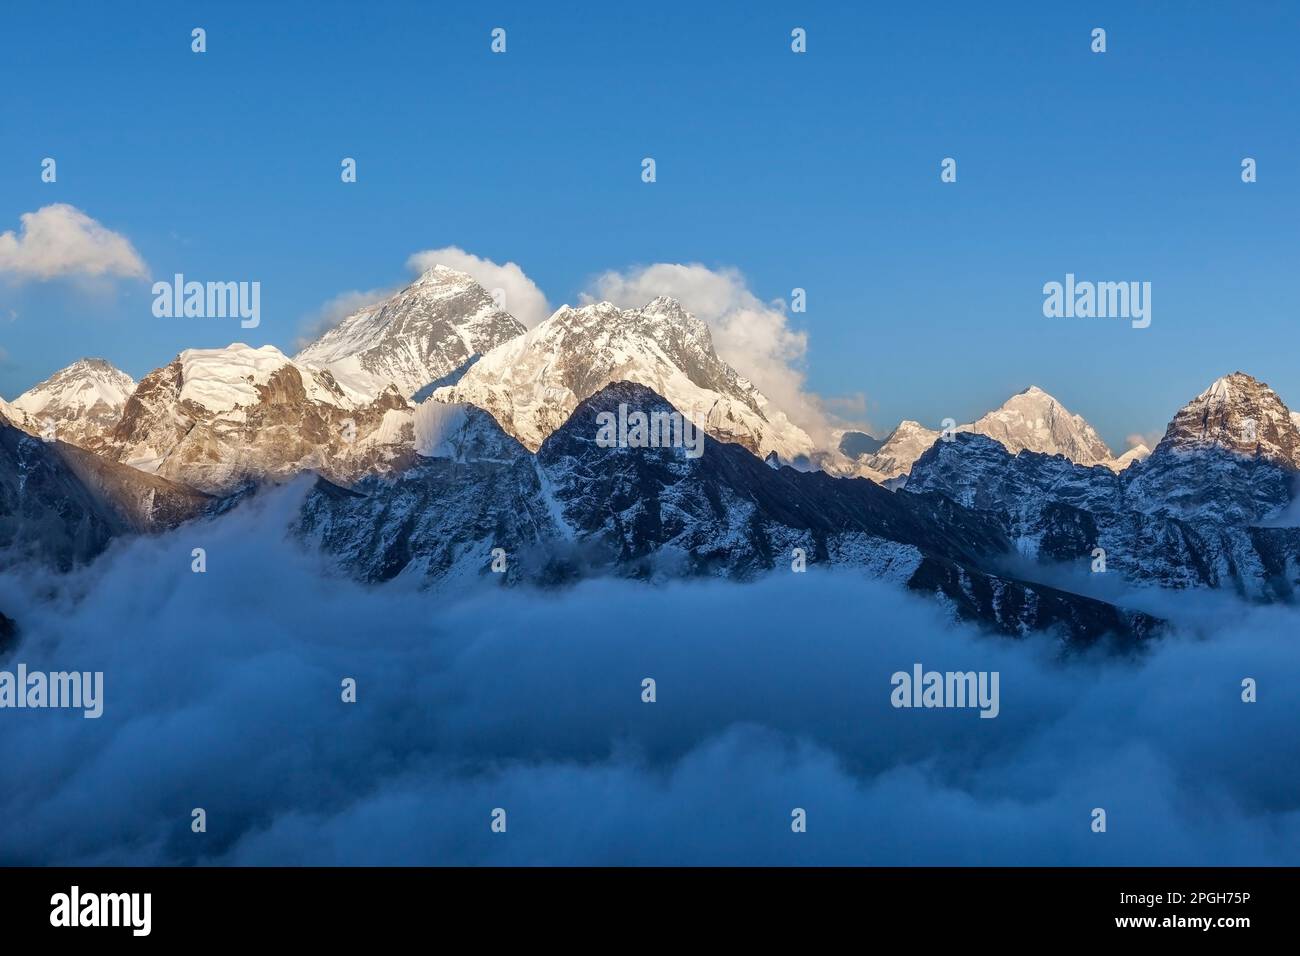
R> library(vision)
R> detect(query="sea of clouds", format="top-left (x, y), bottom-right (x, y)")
top-left (0, 483), bottom-right (1297, 865)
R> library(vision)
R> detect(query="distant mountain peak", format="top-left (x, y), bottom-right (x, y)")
top-left (891, 419), bottom-right (936, 437)
top-left (408, 263), bottom-right (481, 291)
top-left (967, 386), bottom-right (1113, 465)
top-left (107, 343), bottom-right (414, 494)
top-left (1106, 443), bottom-right (1151, 472)
top-left (416, 262), bottom-right (469, 280)
top-left (842, 387), bottom-right (1113, 483)
top-left (1197, 370), bottom-right (1259, 404)
top-left (641, 294), bottom-right (690, 318)
top-left (295, 267), bottom-right (526, 401)
top-left (7, 357), bottom-right (137, 452)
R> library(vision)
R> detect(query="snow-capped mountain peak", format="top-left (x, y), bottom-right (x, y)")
top-left (176, 343), bottom-right (353, 413)
top-left (107, 342), bottom-right (414, 493)
top-left (842, 385), bottom-right (1113, 483)
top-left (1106, 443), bottom-right (1150, 472)
top-left (1119, 371), bottom-right (1300, 523)
top-left (434, 296), bottom-right (815, 460)
top-left (295, 266), bottom-right (527, 401)
top-left (964, 385), bottom-right (1113, 465)
top-left (7, 357), bottom-right (137, 450)
top-left (850, 420), bottom-right (941, 482)
top-left (1147, 371), bottom-right (1300, 466)
top-left (410, 263), bottom-right (473, 288)
top-left (11, 357), bottom-right (135, 416)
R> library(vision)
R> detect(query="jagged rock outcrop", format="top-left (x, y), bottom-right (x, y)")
top-left (106, 344), bottom-right (415, 495)
top-left (905, 373), bottom-right (1300, 599)
top-left (300, 382), bottom-right (1160, 644)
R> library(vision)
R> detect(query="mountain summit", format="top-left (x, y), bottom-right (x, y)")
top-left (107, 343), bottom-right (414, 494)
top-left (849, 385), bottom-right (1114, 482)
top-left (964, 385), bottom-right (1113, 465)
top-left (433, 296), bottom-right (815, 461)
top-left (295, 265), bottom-right (527, 400)
top-left (1124, 371), bottom-right (1300, 522)
top-left (1146, 371), bottom-right (1300, 467)
top-left (6, 358), bottom-right (136, 452)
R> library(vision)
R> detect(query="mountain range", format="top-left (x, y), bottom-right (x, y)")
top-left (434, 294), bottom-right (816, 462)
top-left (838, 385), bottom-right (1143, 484)
top-left (5, 264), bottom-right (1300, 648)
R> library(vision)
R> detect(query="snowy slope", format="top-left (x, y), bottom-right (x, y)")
top-left (108, 343), bottom-right (415, 493)
top-left (963, 386), bottom-right (1112, 464)
top-left (295, 265), bottom-right (527, 399)
top-left (8, 358), bottom-right (136, 450)
top-left (0, 397), bottom-right (28, 430)
top-left (852, 421), bottom-right (941, 482)
top-left (1106, 443), bottom-right (1150, 472)
top-left (434, 296), bottom-right (815, 461)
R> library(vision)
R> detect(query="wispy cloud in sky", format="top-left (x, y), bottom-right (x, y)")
top-left (0, 205), bottom-right (147, 282)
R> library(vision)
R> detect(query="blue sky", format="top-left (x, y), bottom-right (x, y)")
top-left (1, 0), bottom-right (1296, 450)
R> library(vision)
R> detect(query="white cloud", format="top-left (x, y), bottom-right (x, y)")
top-left (1126, 431), bottom-right (1163, 450)
top-left (4, 484), bottom-right (1298, 865)
top-left (582, 262), bottom-right (862, 446)
top-left (0, 204), bottom-right (147, 281)
top-left (406, 246), bottom-right (551, 328)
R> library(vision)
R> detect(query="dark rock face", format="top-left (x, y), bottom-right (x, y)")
top-left (907, 555), bottom-right (1162, 645)
top-left (1, 419), bottom-right (121, 571)
top-left (906, 428), bottom-right (1300, 600)
top-left (535, 383), bottom-right (1009, 574)
top-left (299, 383), bottom-right (1162, 645)
top-left (53, 442), bottom-right (213, 533)
top-left (296, 435), bottom-right (559, 586)
top-left (1, 417), bottom-right (213, 571)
